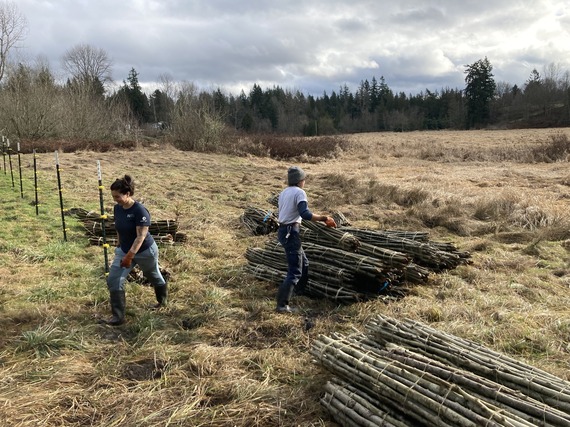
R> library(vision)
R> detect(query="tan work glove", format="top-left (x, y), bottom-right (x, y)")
top-left (120, 250), bottom-right (135, 268)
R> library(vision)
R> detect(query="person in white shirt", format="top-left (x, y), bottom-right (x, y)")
top-left (276, 166), bottom-right (336, 313)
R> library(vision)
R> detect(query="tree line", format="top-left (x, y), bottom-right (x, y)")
top-left (139, 57), bottom-right (570, 136)
top-left (2, 55), bottom-right (568, 143)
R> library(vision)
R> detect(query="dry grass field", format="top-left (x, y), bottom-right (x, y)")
top-left (1, 128), bottom-right (570, 426)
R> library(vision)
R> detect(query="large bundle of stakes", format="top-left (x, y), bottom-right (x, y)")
top-left (242, 206), bottom-right (470, 303)
top-left (312, 314), bottom-right (570, 426)
top-left (68, 207), bottom-right (187, 246)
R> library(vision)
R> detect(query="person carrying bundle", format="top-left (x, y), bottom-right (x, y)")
top-left (276, 166), bottom-right (337, 313)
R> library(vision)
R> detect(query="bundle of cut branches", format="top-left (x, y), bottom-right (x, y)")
top-left (246, 243), bottom-right (408, 301)
top-left (241, 206), bottom-right (467, 273)
top-left (302, 220), bottom-right (362, 251)
top-left (240, 206), bottom-right (279, 235)
top-left (88, 234), bottom-right (179, 247)
top-left (375, 229), bottom-right (430, 241)
top-left (80, 219), bottom-right (117, 236)
top-left (301, 242), bottom-right (399, 285)
top-left (322, 378), bottom-right (412, 427)
top-left (244, 263), bottom-right (366, 303)
top-left (332, 211), bottom-right (351, 227)
top-left (299, 225), bottom-right (431, 284)
top-left (241, 206), bottom-right (352, 236)
top-left (80, 219), bottom-right (181, 237)
top-left (343, 226), bottom-right (470, 271)
top-left (312, 315), bottom-right (570, 426)
top-left (243, 205), bottom-right (469, 304)
top-left (66, 207), bottom-right (101, 220)
top-left (69, 207), bottom-right (186, 244)
top-left (267, 193), bottom-right (279, 207)
top-left (366, 315), bottom-right (570, 415)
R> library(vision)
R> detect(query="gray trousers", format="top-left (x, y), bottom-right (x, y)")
top-left (107, 242), bottom-right (166, 292)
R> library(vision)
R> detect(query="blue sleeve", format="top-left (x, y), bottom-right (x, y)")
top-left (135, 204), bottom-right (152, 227)
top-left (297, 200), bottom-right (313, 221)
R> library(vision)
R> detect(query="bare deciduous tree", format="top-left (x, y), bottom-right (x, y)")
top-left (158, 73), bottom-right (176, 101)
top-left (0, 1), bottom-right (27, 83)
top-left (168, 81), bottom-right (229, 151)
top-left (1, 59), bottom-right (59, 139)
top-left (62, 43), bottom-right (112, 84)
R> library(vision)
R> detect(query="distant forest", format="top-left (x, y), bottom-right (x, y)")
top-left (141, 59), bottom-right (570, 136)
top-left (200, 59), bottom-right (570, 135)
top-left (1, 55), bottom-right (569, 146)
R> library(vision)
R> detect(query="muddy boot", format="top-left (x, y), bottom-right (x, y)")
top-left (107, 291), bottom-right (126, 326)
top-left (151, 283), bottom-right (168, 310)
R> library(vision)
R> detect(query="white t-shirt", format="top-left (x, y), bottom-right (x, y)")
top-left (278, 186), bottom-right (308, 225)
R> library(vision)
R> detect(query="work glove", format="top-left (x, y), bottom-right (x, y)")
top-left (325, 217), bottom-right (337, 228)
top-left (120, 251), bottom-right (135, 268)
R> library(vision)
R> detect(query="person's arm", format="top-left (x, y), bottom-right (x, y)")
top-left (298, 201), bottom-right (336, 227)
top-left (129, 226), bottom-right (149, 254)
top-left (120, 225), bottom-right (148, 267)
top-left (311, 213), bottom-right (328, 222)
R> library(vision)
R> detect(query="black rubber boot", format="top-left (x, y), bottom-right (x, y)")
top-left (276, 280), bottom-right (295, 313)
top-left (107, 291), bottom-right (126, 326)
top-left (151, 283), bottom-right (168, 310)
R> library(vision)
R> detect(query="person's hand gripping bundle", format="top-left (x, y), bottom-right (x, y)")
top-left (120, 250), bottom-right (135, 268)
top-left (325, 217), bottom-right (337, 228)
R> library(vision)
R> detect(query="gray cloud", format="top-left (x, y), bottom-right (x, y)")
top-left (13, 0), bottom-right (570, 96)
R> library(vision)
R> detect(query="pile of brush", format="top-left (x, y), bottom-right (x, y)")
top-left (313, 314), bottom-right (570, 426)
top-left (242, 206), bottom-right (470, 303)
top-left (68, 207), bottom-right (187, 246)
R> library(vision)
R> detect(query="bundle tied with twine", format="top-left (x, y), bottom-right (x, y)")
top-left (242, 206), bottom-right (470, 303)
top-left (312, 314), bottom-right (570, 427)
top-left (68, 207), bottom-right (187, 245)
top-left (245, 240), bottom-right (406, 303)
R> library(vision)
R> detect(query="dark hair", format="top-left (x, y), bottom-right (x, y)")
top-left (110, 175), bottom-right (135, 195)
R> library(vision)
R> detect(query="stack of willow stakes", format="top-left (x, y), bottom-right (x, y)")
top-left (312, 314), bottom-right (570, 427)
top-left (68, 207), bottom-right (187, 245)
top-left (242, 206), bottom-right (470, 303)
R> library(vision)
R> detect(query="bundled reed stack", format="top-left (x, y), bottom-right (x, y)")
top-left (245, 240), bottom-right (405, 303)
top-left (68, 207), bottom-right (187, 245)
top-left (312, 314), bottom-right (570, 427)
top-left (241, 206), bottom-right (279, 236)
top-left (242, 206), bottom-right (470, 303)
top-left (343, 226), bottom-right (471, 272)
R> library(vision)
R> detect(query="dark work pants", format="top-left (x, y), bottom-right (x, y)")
top-left (276, 224), bottom-right (309, 308)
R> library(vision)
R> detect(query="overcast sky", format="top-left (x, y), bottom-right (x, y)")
top-left (13, 0), bottom-right (570, 97)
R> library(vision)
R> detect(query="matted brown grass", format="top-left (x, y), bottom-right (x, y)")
top-left (1, 128), bottom-right (570, 426)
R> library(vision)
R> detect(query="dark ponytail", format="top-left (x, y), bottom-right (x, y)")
top-left (110, 175), bottom-right (135, 195)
